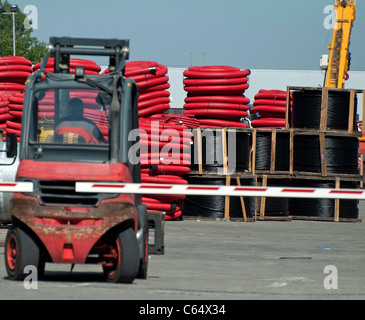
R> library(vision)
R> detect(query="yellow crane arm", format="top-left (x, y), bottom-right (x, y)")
top-left (325, 0), bottom-right (356, 88)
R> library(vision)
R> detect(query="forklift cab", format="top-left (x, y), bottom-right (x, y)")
top-left (22, 68), bottom-right (138, 169)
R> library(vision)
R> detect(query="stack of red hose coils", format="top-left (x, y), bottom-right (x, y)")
top-left (182, 65), bottom-right (251, 128)
top-left (125, 61), bottom-right (170, 118)
top-left (0, 57), bottom-right (33, 140)
top-left (6, 91), bottom-right (25, 140)
top-left (105, 61), bottom-right (183, 219)
top-left (139, 117), bottom-right (192, 220)
top-left (124, 61), bottom-right (191, 220)
top-left (250, 89), bottom-right (291, 129)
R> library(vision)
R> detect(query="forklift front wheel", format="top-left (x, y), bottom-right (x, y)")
top-left (5, 226), bottom-right (41, 281)
top-left (103, 228), bottom-right (139, 283)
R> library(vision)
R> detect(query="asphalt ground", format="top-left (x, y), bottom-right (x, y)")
top-left (0, 202), bottom-right (364, 301)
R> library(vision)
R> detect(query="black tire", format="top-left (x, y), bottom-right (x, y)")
top-left (38, 259), bottom-right (46, 279)
top-left (137, 219), bottom-right (149, 279)
top-left (4, 226), bottom-right (41, 281)
top-left (103, 228), bottom-right (139, 283)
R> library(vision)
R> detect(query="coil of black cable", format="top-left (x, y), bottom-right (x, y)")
top-left (191, 128), bottom-right (250, 172)
top-left (291, 90), bottom-right (357, 130)
top-left (250, 179), bottom-right (290, 216)
top-left (255, 132), bottom-right (290, 171)
top-left (183, 176), bottom-right (253, 219)
top-left (234, 131), bottom-right (251, 171)
top-left (289, 180), bottom-right (359, 219)
top-left (294, 135), bottom-right (359, 174)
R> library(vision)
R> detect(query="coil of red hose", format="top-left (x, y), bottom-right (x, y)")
top-left (251, 89), bottom-right (289, 128)
top-left (183, 65), bottom-right (251, 128)
top-left (0, 56), bottom-right (32, 141)
top-left (125, 61), bottom-right (171, 118)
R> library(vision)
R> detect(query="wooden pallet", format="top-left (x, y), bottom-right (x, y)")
top-left (290, 216), bottom-right (362, 223)
top-left (191, 127), bottom-right (253, 175)
top-left (224, 175), bottom-right (249, 222)
top-left (252, 128), bottom-right (292, 175)
top-left (253, 174), bottom-right (361, 223)
top-left (185, 123), bottom-right (364, 223)
top-left (290, 130), bottom-right (362, 179)
top-left (251, 127), bottom-right (363, 180)
top-left (285, 86), bottom-right (364, 136)
top-left (252, 175), bottom-right (291, 221)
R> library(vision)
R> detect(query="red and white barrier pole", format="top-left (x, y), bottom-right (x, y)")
top-left (75, 182), bottom-right (365, 200)
top-left (0, 182), bottom-right (33, 192)
top-left (4, 181), bottom-right (365, 200)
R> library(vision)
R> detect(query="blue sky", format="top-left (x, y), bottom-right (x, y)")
top-left (12, 0), bottom-right (365, 70)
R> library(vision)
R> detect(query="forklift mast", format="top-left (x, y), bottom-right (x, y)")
top-left (20, 37), bottom-right (139, 168)
top-left (49, 37), bottom-right (130, 73)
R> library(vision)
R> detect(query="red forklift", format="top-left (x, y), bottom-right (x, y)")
top-left (4, 37), bottom-right (164, 283)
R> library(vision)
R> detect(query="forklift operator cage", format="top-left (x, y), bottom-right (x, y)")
top-left (20, 71), bottom-right (139, 165)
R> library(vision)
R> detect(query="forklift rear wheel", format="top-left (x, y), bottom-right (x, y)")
top-left (5, 226), bottom-right (41, 281)
top-left (103, 228), bottom-right (139, 283)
